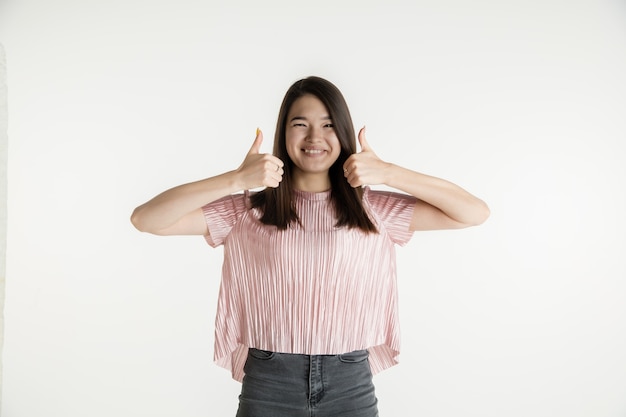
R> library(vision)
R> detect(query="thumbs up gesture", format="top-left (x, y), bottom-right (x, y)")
top-left (235, 129), bottom-right (284, 190)
top-left (343, 127), bottom-right (391, 188)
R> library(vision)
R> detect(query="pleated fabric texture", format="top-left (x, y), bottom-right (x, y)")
top-left (202, 186), bottom-right (416, 382)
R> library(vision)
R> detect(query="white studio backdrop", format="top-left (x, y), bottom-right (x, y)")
top-left (1, 1), bottom-right (625, 416)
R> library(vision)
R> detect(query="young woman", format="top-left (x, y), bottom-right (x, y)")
top-left (131, 76), bottom-right (490, 417)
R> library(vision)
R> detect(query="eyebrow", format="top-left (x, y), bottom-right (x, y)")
top-left (289, 115), bottom-right (332, 122)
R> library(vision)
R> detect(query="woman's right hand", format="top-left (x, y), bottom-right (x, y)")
top-left (131, 129), bottom-right (284, 235)
top-left (235, 129), bottom-right (284, 190)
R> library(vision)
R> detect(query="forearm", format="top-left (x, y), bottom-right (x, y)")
top-left (383, 163), bottom-right (490, 226)
top-left (130, 170), bottom-right (240, 233)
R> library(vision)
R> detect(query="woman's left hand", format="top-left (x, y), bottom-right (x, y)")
top-left (343, 127), bottom-right (391, 188)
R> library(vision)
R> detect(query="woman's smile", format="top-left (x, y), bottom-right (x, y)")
top-left (285, 94), bottom-right (341, 190)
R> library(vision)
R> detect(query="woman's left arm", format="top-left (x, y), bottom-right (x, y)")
top-left (343, 128), bottom-right (490, 231)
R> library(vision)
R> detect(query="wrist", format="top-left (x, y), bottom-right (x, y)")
top-left (382, 162), bottom-right (398, 185)
top-left (224, 169), bottom-right (245, 193)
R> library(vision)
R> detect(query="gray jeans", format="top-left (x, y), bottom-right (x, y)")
top-left (236, 348), bottom-right (379, 417)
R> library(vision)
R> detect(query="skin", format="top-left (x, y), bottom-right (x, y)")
top-left (344, 127), bottom-right (490, 230)
top-left (130, 95), bottom-right (489, 235)
top-left (285, 94), bottom-right (341, 192)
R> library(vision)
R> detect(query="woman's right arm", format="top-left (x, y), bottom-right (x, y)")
top-left (130, 130), bottom-right (283, 236)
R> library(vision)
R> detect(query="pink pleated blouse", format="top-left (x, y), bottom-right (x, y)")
top-left (202, 186), bottom-right (417, 382)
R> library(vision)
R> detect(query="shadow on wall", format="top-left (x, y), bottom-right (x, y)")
top-left (0, 43), bottom-right (8, 411)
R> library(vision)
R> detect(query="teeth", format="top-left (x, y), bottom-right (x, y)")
top-left (304, 149), bottom-right (324, 154)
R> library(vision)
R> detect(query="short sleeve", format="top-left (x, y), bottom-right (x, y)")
top-left (201, 193), bottom-right (248, 247)
top-left (363, 187), bottom-right (417, 246)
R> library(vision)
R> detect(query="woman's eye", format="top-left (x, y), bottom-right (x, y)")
top-left (293, 123), bottom-right (306, 127)
top-left (324, 123), bottom-right (334, 128)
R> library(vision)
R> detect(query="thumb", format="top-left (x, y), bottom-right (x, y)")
top-left (248, 128), bottom-right (263, 155)
top-left (358, 126), bottom-right (371, 152)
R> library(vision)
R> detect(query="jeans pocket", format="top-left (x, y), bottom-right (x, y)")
top-left (248, 348), bottom-right (276, 360)
top-left (338, 349), bottom-right (369, 363)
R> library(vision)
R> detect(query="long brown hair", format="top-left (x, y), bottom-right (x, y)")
top-left (250, 76), bottom-right (377, 233)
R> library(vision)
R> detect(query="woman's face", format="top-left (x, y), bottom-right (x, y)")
top-left (285, 94), bottom-right (341, 190)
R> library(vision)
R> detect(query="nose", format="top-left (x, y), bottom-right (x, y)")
top-left (306, 125), bottom-right (322, 142)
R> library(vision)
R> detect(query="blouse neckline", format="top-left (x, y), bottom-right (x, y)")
top-left (293, 188), bottom-right (332, 201)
